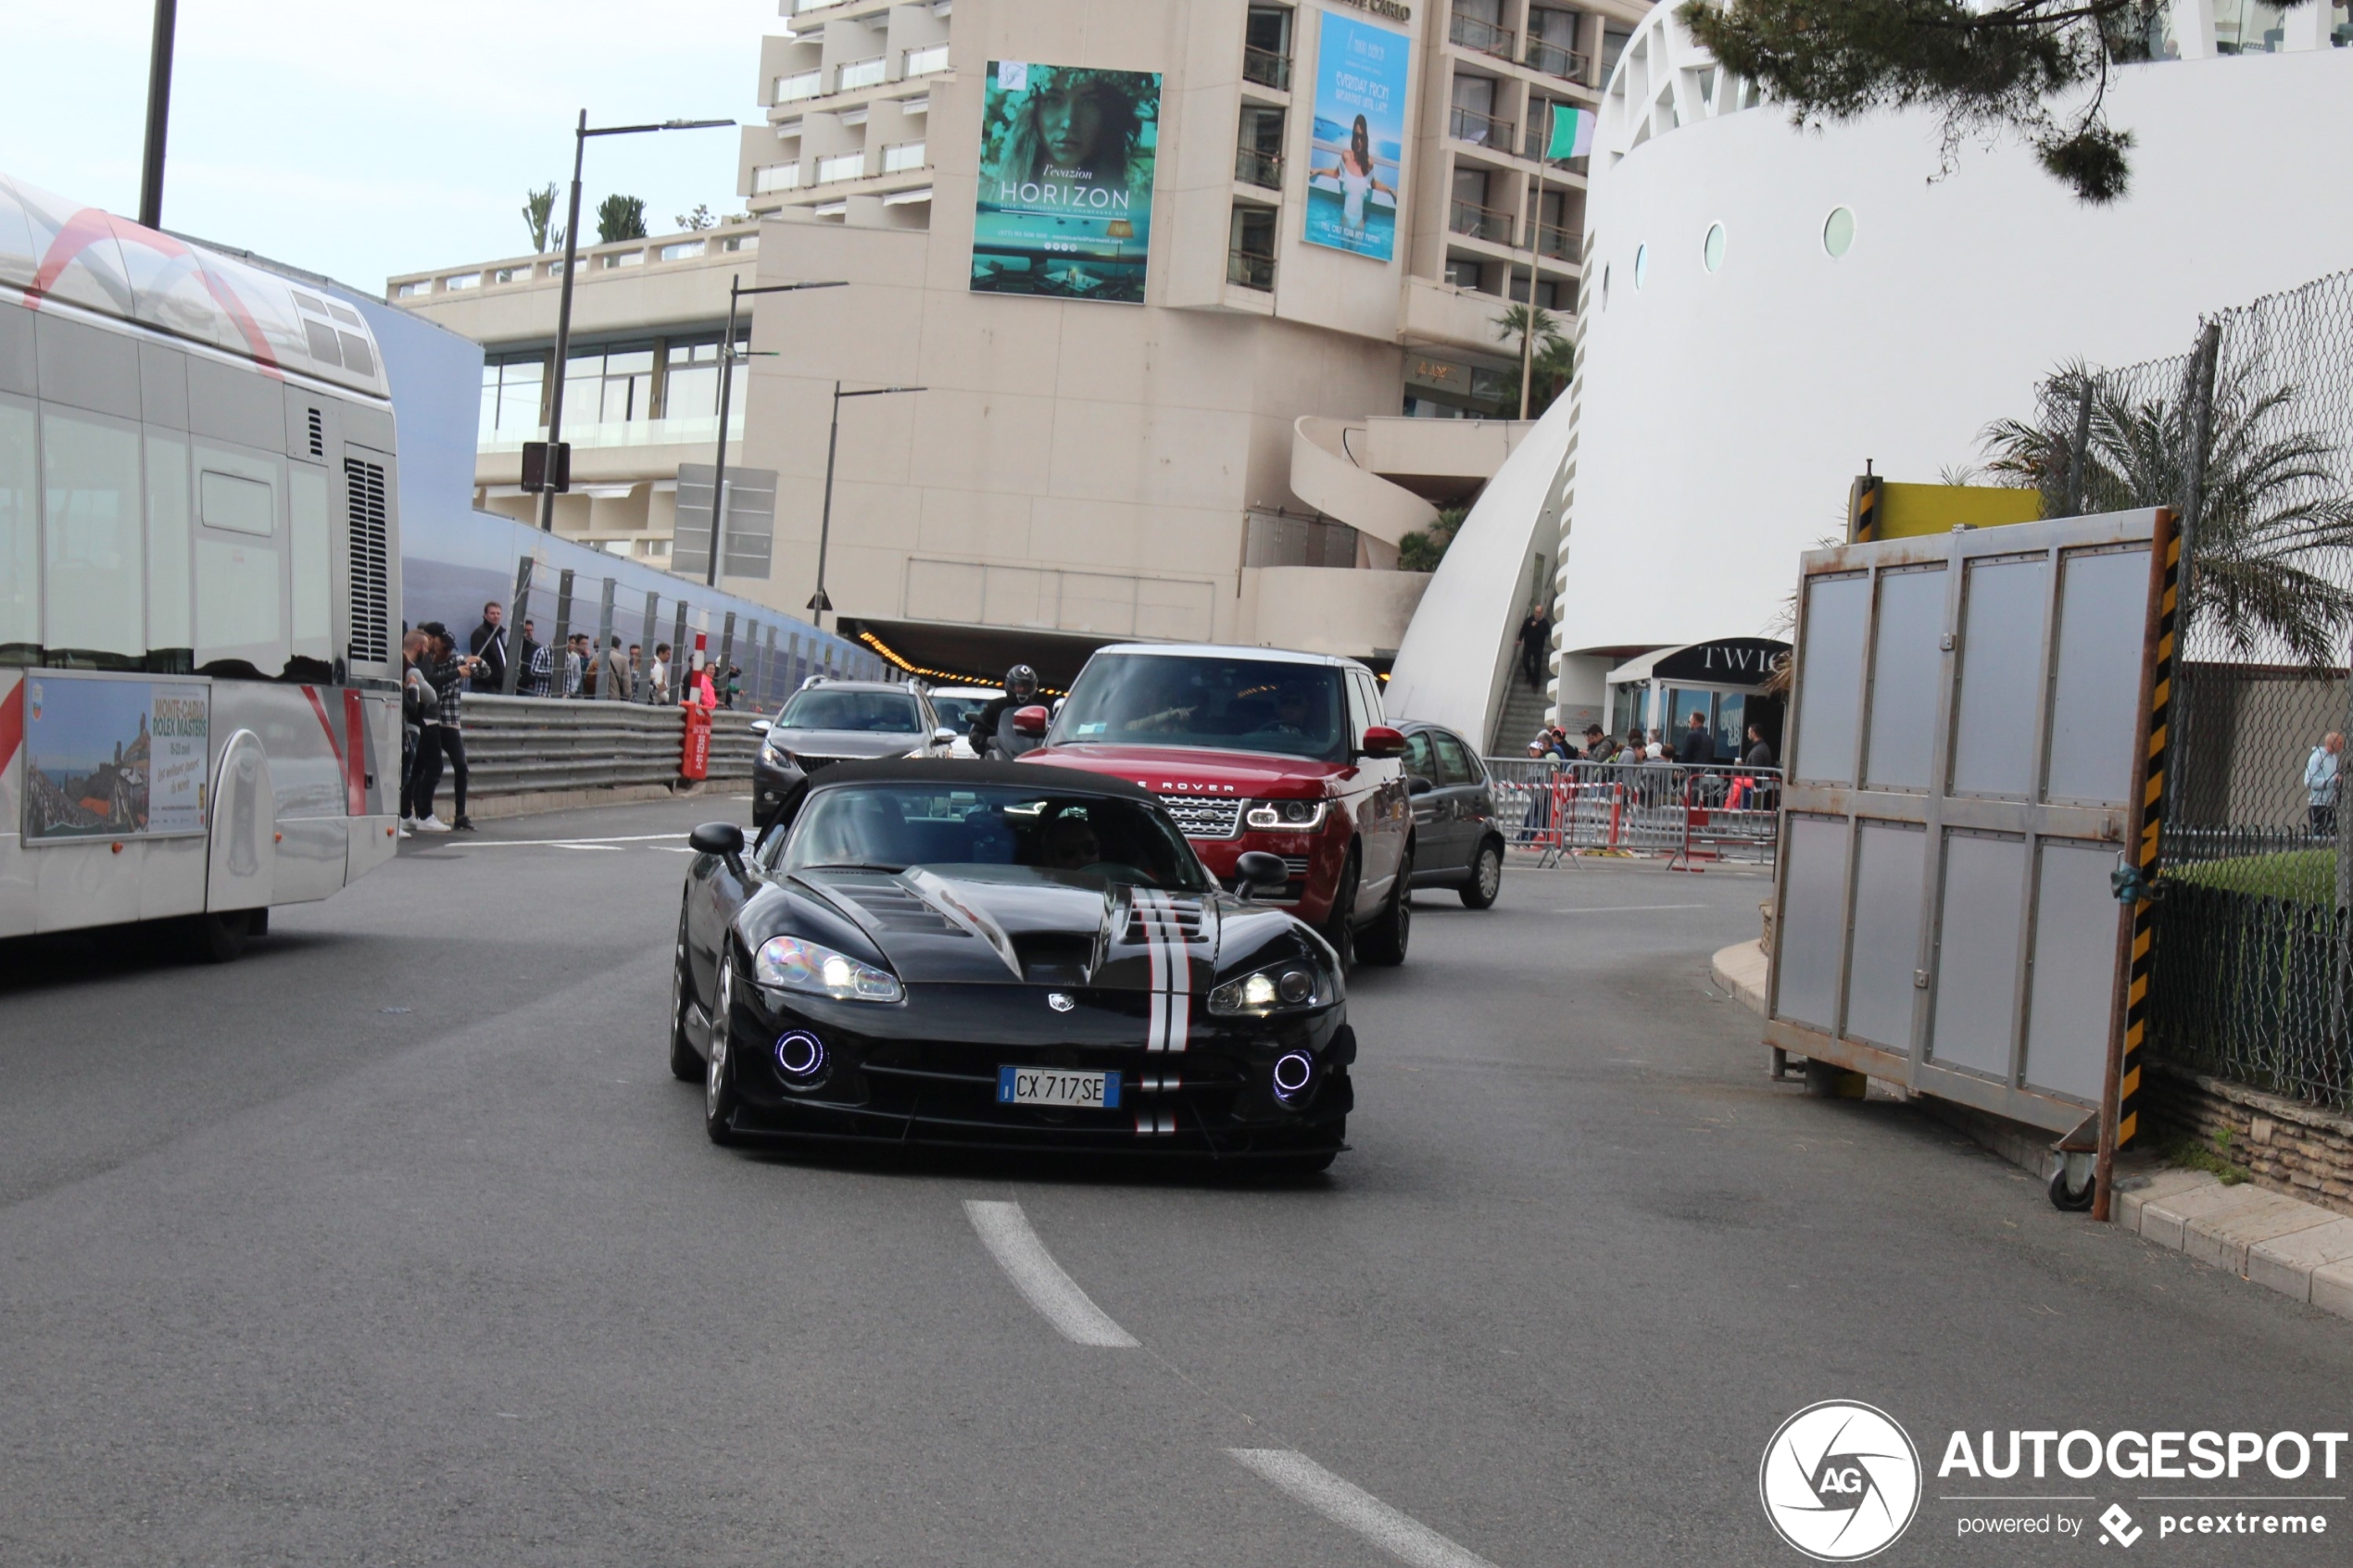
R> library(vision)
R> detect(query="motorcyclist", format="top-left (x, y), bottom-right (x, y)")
top-left (969, 664), bottom-right (1045, 760)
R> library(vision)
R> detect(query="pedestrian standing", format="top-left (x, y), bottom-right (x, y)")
top-left (1582, 724), bottom-right (1609, 761)
top-left (2307, 732), bottom-right (2344, 837)
top-left (409, 622), bottom-right (479, 832)
top-left (1743, 723), bottom-right (1776, 770)
top-left (398, 628), bottom-right (430, 835)
top-left (517, 618), bottom-right (552, 697)
top-left (1516, 602), bottom-right (1553, 692)
top-left (1678, 709), bottom-right (1714, 765)
top-left (625, 643), bottom-right (644, 701)
top-left (724, 664), bottom-right (743, 710)
top-left (467, 601), bottom-right (509, 694)
top-left (599, 637), bottom-right (631, 701)
top-left (647, 643), bottom-right (673, 705)
top-left (563, 633), bottom-right (589, 698)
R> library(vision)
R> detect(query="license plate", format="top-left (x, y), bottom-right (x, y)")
top-left (997, 1066), bottom-right (1122, 1109)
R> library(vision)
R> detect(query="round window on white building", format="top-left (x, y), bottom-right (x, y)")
top-left (1634, 244), bottom-right (1649, 288)
top-left (1703, 222), bottom-right (1726, 272)
top-left (1822, 206), bottom-right (1856, 258)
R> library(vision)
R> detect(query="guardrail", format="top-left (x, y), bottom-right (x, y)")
top-left (459, 695), bottom-right (764, 803)
top-left (1482, 759), bottom-right (1782, 868)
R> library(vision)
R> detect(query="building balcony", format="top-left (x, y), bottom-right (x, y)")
top-left (1523, 218), bottom-right (1577, 260)
top-left (1241, 44), bottom-right (1292, 92)
top-left (881, 139), bottom-right (927, 173)
top-left (816, 151), bottom-right (868, 184)
top-left (1449, 12), bottom-right (1516, 61)
top-left (1227, 248), bottom-right (1277, 292)
top-left (1448, 107), bottom-right (1516, 153)
top-left (775, 69), bottom-right (824, 104)
top-left (754, 162), bottom-right (804, 194)
top-left (1449, 200), bottom-right (1513, 245)
top-left (1524, 38), bottom-right (1590, 82)
top-left (388, 225), bottom-right (761, 298)
top-left (480, 410), bottom-right (744, 458)
top-left (1235, 146), bottom-right (1284, 189)
top-left (904, 43), bottom-right (950, 78)
top-left (837, 55), bottom-right (887, 92)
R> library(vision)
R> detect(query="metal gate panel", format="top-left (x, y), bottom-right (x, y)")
top-left (1765, 509), bottom-right (2165, 1135)
top-left (1845, 821), bottom-right (1927, 1049)
top-left (1776, 814), bottom-right (1850, 1032)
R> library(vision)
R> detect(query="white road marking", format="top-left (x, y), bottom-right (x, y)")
top-left (962, 1200), bottom-right (1138, 1348)
top-left (1227, 1449), bottom-right (1503, 1568)
top-left (1546, 902), bottom-right (1708, 914)
top-left (548, 842), bottom-right (623, 851)
top-left (462, 833), bottom-right (699, 848)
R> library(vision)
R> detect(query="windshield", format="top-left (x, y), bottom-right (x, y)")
top-left (781, 784), bottom-right (1208, 891)
top-left (927, 695), bottom-right (994, 734)
top-left (1052, 654), bottom-right (1350, 763)
top-left (778, 688), bottom-right (923, 734)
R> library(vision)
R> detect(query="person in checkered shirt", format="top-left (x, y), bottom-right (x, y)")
top-left (406, 622), bottom-right (479, 833)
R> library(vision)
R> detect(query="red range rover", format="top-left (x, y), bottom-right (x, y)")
top-left (1019, 644), bottom-right (1415, 967)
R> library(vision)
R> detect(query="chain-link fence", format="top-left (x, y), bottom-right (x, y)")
top-left (2005, 269), bottom-right (2353, 1109)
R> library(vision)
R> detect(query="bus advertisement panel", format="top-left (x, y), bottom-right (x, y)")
top-left (971, 60), bottom-right (1161, 303)
top-left (1304, 10), bottom-right (1410, 262)
top-left (21, 673), bottom-right (210, 842)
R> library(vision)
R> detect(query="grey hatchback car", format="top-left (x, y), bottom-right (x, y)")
top-left (751, 679), bottom-right (954, 826)
top-left (1398, 720), bottom-right (1504, 909)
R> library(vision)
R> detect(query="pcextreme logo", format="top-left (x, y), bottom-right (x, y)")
top-left (1760, 1400), bottom-right (1924, 1562)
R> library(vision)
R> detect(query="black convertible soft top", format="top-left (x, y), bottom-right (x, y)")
top-left (758, 757), bottom-right (1161, 843)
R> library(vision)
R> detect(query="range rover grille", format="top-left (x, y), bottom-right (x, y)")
top-left (1158, 795), bottom-right (1243, 839)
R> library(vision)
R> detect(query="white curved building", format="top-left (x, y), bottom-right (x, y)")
top-left (1551, 2), bottom-right (2353, 738)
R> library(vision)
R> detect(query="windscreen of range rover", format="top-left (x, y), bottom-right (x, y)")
top-left (1056, 655), bottom-right (1350, 762)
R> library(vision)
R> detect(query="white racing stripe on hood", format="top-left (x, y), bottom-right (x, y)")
top-left (1136, 888), bottom-right (1193, 1054)
top-left (897, 867), bottom-right (1026, 979)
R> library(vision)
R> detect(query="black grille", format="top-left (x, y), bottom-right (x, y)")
top-left (306, 408), bottom-right (324, 458)
top-left (343, 458), bottom-right (391, 668)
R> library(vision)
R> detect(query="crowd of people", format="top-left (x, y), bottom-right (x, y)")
top-left (396, 600), bottom-right (749, 836)
top-left (1521, 711), bottom-right (1777, 771)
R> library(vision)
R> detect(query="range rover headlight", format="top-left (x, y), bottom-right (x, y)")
top-left (755, 934), bottom-right (903, 1003)
top-left (1244, 798), bottom-right (1328, 831)
top-left (1208, 961), bottom-right (1328, 1016)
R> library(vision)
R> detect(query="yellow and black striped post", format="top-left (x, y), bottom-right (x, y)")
top-left (2098, 510), bottom-right (2179, 1217)
top-left (1848, 472), bottom-right (1883, 544)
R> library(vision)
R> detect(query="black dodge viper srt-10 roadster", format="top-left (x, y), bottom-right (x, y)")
top-left (670, 759), bottom-right (1355, 1168)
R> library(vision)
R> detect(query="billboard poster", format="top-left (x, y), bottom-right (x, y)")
top-left (971, 60), bottom-right (1161, 303)
top-left (1304, 10), bottom-right (1410, 261)
top-left (22, 675), bottom-right (210, 842)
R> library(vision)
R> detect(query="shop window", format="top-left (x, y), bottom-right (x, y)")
top-left (43, 408), bottom-right (145, 664)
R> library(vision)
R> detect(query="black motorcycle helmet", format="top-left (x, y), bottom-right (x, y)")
top-left (1005, 663), bottom-right (1039, 699)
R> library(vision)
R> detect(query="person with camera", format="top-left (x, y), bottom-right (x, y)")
top-left (409, 621), bottom-right (481, 833)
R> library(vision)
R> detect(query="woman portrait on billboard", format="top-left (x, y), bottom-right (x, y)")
top-left (1311, 114), bottom-right (1394, 243)
top-left (985, 65), bottom-right (1154, 203)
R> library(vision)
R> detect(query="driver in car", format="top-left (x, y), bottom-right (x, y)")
top-left (1041, 813), bottom-right (1102, 871)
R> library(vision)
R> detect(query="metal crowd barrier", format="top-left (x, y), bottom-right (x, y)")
top-left (1482, 758), bottom-right (1782, 868)
top-left (459, 695), bottom-right (764, 802)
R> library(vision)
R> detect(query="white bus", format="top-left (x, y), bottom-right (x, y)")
top-left (1, 172), bottom-right (403, 957)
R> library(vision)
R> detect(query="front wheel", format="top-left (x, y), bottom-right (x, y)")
top-left (704, 954), bottom-right (743, 1147)
top-left (183, 909), bottom-right (255, 963)
top-left (668, 907), bottom-right (700, 1083)
top-left (1356, 845), bottom-right (1413, 966)
top-left (1460, 839), bottom-right (1504, 910)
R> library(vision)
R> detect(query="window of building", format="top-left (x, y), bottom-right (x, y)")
top-left (1602, 22), bottom-right (1634, 77)
top-left (1822, 206), bottom-right (1856, 257)
top-left (1633, 243), bottom-right (1648, 288)
top-left (1244, 4), bottom-right (1294, 88)
top-left (480, 356), bottom-right (547, 440)
top-left (43, 408), bottom-right (145, 663)
top-left (566, 345), bottom-right (656, 426)
top-left (1445, 257), bottom-right (1485, 291)
top-left (2213, 0), bottom-right (2291, 51)
top-left (1704, 221), bottom-right (1727, 272)
top-left (659, 332), bottom-right (750, 421)
top-left (1228, 205), bottom-right (1277, 290)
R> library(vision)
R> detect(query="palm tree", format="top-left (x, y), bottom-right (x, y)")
top-left (522, 183), bottom-right (561, 254)
top-left (1981, 355), bottom-right (2353, 667)
top-left (1491, 305), bottom-right (1572, 418)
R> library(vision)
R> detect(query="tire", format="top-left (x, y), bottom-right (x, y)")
top-left (2048, 1161), bottom-right (2096, 1212)
top-left (1357, 844), bottom-right (1413, 967)
top-left (1320, 851), bottom-right (1360, 972)
top-left (184, 909), bottom-right (253, 963)
top-left (1460, 838), bottom-right (1504, 910)
top-left (704, 952), bottom-right (743, 1147)
top-left (668, 907), bottom-right (701, 1083)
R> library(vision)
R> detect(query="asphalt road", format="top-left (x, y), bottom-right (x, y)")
top-left (3, 797), bottom-right (2348, 1567)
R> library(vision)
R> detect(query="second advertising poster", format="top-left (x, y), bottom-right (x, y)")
top-left (1304, 10), bottom-right (1410, 261)
top-left (971, 60), bottom-right (1162, 302)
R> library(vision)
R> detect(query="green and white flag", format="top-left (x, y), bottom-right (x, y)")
top-left (1544, 104), bottom-right (1592, 161)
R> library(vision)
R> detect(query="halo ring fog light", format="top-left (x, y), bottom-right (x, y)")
top-left (1271, 1050), bottom-right (1315, 1103)
top-left (774, 1030), bottom-right (828, 1080)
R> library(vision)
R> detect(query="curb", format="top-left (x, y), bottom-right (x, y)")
top-left (1712, 938), bottom-right (1768, 1016)
top-left (2117, 1169), bottom-right (2353, 1320)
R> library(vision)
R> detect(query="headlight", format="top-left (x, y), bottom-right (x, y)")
top-left (1208, 960), bottom-right (1328, 1016)
top-left (755, 934), bottom-right (903, 1003)
top-left (1244, 798), bottom-right (1328, 831)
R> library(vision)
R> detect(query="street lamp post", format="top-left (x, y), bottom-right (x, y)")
top-left (702, 275), bottom-right (848, 587)
top-left (809, 382), bottom-right (924, 632)
top-left (534, 111), bottom-right (735, 539)
top-left (137, 0), bottom-right (178, 230)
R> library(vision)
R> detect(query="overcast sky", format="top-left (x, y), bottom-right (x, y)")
top-left (2, 0), bottom-right (782, 293)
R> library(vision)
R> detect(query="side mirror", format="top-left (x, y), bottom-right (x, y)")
top-left (689, 821), bottom-right (746, 870)
top-left (749, 719), bottom-right (773, 735)
top-left (1234, 850), bottom-right (1289, 900)
top-left (1407, 775), bottom-right (1435, 797)
top-left (1360, 724), bottom-right (1405, 759)
top-left (933, 727), bottom-right (958, 746)
top-left (1012, 704), bottom-right (1050, 738)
